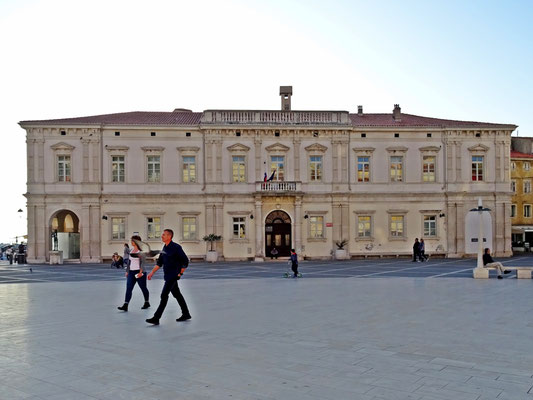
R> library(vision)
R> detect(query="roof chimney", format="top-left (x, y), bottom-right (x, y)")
top-left (393, 104), bottom-right (401, 121)
top-left (280, 86), bottom-right (292, 111)
top-left (357, 105), bottom-right (363, 116)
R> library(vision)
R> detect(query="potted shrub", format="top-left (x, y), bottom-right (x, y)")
top-left (335, 239), bottom-right (348, 260)
top-left (203, 233), bottom-right (222, 262)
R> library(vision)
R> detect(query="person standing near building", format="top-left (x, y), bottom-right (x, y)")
top-left (412, 238), bottom-right (420, 262)
top-left (146, 229), bottom-right (191, 325)
top-left (290, 249), bottom-right (299, 278)
top-left (483, 248), bottom-right (511, 279)
top-left (117, 235), bottom-right (150, 311)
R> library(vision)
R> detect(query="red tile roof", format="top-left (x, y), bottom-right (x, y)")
top-left (349, 113), bottom-right (515, 128)
top-left (511, 150), bottom-right (533, 159)
top-left (20, 111), bottom-right (202, 126)
top-left (19, 110), bottom-right (516, 129)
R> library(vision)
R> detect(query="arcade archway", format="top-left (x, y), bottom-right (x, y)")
top-left (265, 210), bottom-right (291, 258)
top-left (50, 210), bottom-right (80, 259)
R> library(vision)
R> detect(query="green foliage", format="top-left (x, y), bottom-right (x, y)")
top-left (335, 239), bottom-right (348, 250)
top-left (203, 233), bottom-right (222, 251)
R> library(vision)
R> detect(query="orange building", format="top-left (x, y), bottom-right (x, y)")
top-left (510, 149), bottom-right (533, 248)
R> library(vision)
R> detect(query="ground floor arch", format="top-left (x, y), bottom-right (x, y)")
top-left (265, 210), bottom-right (292, 257)
top-left (50, 209), bottom-right (80, 259)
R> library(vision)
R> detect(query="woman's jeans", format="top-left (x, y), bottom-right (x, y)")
top-left (125, 271), bottom-right (149, 303)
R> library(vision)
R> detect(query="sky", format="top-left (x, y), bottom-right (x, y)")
top-left (0, 0), bottom-right (532, 243)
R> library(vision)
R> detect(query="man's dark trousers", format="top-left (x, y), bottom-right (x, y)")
top-left (153, 277), bottom-right (189, 319)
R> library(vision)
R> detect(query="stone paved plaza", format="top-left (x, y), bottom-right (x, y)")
top-left (1, 258), bottom-right (533, 399)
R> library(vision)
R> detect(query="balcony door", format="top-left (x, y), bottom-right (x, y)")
top-left (265, 210), bottom-right (291, 258)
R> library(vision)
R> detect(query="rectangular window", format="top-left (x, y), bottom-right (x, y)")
top-left (111, 155), bottom-right (125, 182)
top-left (511, 180), bottom-right (516, 193)
top-left (111, 217), bottom-right (125, 240)
top-left (390, 215), bottom-right (404, 237)
top-left (232, 217), bottom-right (246, 239)
top-left (422, 156), bottom-right (436, 182)
top-left (232, 156), bottom-right (246, 183)
top-left (524, 180), bottom-right (531, 194)
top-left (309, 216), bottom-right (324, 238)
top-left (423, 215), bottom-right (437, 237)
top-left (57, 155), bottom-right (71, 182)
top-left (511, 162), bottom-right (516, 170)
top-left (471, 156), bottom-right (484, 181)
top-left (147, 155), bottom-right (161, 183)
top-left (147, 217), bottom-right (161, 240)
top-left (357, 216), bottom-right (371, 237)
top-left (182, 156), bottom-right (196, 183)
top-left (270, 156), bottom-right (285, 181)
top-left (309, 155), bottom-right (322, 181)
top-left (525, 162), bottom-right (530, 171)
top-left (524, 205), bottom-right (531, 218)
top-left (390, 156), bottom-right (403, 182)
top-left (511, 204), bottom-right (516, 218)
top-left (182, 217), bottom-right (197, 240)
top-left (357, 156), bottom-right (370, 182)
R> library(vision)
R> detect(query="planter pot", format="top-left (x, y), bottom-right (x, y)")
top-left (335, 249), bottom-right (347, 260)
top-left (206, 250), bottom-right (218, 263)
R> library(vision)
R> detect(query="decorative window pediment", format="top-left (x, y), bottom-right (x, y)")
top-left (304, 143), bottom-right (328, 153)
top-left (265, 143), bottom-right (290, 152)
top-left (468, 144), bottom-right (489, 152)
top-left (386, 146), bottom-right (408, 153)
top-left (419, 146), bottom-right (440, 153)
top-left (141, 146), bottom-right (165, 153)
top-left (177, 146), bottom-right (200, 153)
top-left (353, 147), bottom-right (375, 154)
top-left (227, 143), bottom-right (250, 152)
top-left (105, 145), bottom-right (129, 152)
top-left (51, 142), bottom-right (75, 151)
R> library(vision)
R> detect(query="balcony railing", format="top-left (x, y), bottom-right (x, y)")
top-left (257, 181), bottom-right (298, 192)
top-left (202, 110), bottom-right (350, 125)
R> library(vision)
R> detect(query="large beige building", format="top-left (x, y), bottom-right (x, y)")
top-left (20, 88), bottom-right (516, 263)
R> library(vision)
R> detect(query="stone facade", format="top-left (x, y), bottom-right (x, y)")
top-left (20, 93), bottom-right (516, 263)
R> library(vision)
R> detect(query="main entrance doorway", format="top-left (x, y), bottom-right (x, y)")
top-left (265, 210), bottom-right (291, 258)
top-left (50, 210), bottom-right (80, 260)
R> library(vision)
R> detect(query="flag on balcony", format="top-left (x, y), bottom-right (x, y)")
top-left (263, 172), bottom-right (267, 182)
top-left (267, 169), bottom-right (276, 181)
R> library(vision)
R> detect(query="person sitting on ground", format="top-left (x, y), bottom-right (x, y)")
top-left (270, 247), bottom-right (279, 260)
top-left (111, 252), bottom-right (124, 269)
top-left (483, 248), bottom-right (511, 279)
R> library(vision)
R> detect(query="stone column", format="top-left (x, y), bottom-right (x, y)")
top-left (293, 136), bottom-right (301, 182)
top-left (215, 203), bottom-right (224, 256)
top-left (341, 203), bottom-right (349, 246)
top-left (455, 142), bottom-right (462, 183)
top-left (254, 196), bottom-right (263, 261)
top-left (90, 204), bottom-right (101, 261)
top-left (332, 139), bottom-right (339, 183)
top-left (294, 196), bottom-right (302, 253)
top-left (37, 138), bottom-right (45, 182)
top-left (27, 139), bottom-right (34, 183)
top-left (206, 139), bottom-right (213, 183)
top-left (215, 139), bottom-right (223, 183)
top-left (81, 205), bottom-right (91, 262)
top-left (26, 204), bottom-right (36, 262)
top-left (35, 204), bottom-right (46, 262)
top-left (254, 133), bottom-right (262, 182)
top-left (82, 139), bottom-right (90, 183)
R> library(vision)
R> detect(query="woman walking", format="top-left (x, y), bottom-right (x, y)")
top-left (118, 235), bottom-right (150, 311)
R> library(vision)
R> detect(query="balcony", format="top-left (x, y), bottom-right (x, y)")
top-left (256, 181), bottom-right (300, 193)
top-left (202, 110), bottom-right (351, 126)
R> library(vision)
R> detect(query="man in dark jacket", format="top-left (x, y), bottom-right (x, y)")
top-left (412, 238), bottom-right (420, 262)
top-left (146, 229), bottom-right (191, 325)
top-left (483, 248), bottom-right (511, 279)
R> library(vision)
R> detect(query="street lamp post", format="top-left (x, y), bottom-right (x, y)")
top-left (472, 198), bottom-right (491, 278)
